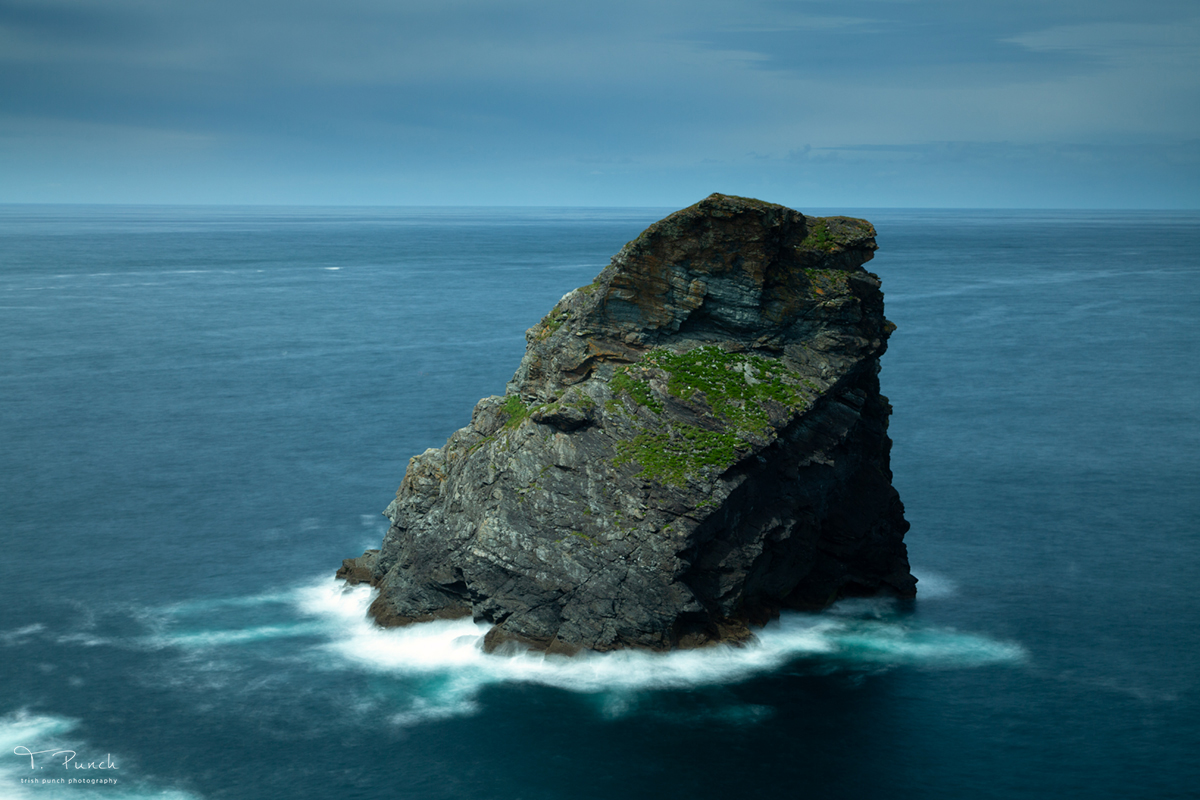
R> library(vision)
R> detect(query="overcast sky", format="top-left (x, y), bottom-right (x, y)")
top-left (2, 0), bottom-right (1197, 207)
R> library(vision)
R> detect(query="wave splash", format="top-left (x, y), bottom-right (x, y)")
top-left (297, 581), bottom-right (1022, 684)
top-left (282, 578), bottom-right (1023, 723)
top-left (11, 576), bottom-right (1022, 731)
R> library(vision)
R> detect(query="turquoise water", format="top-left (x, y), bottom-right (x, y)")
top-left (1, 206), bottom-right (1197, 798)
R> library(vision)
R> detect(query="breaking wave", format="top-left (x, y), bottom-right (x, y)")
top-left (11, 576), bottom-right (1022, 731)
top-left (295, 581), bottom-right (1021, 687)
top-left (283, 578), bottom-right (1023, 723)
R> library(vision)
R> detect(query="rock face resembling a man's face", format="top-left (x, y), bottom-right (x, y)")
top-left (339, 193), bottom-right (915, 655)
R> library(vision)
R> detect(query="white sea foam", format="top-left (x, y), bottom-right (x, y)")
top-left (113, 576), bottom-right (1022, 727)
top-left (0, 624), bottom-right (45, 645)
top-left (153, 621), bottom-right (328, 649)
top-left (280, 578), bottom-right (1024, 723)
top-left (162, 590), bottom-right (296, 613)
top-left (140, 589), bottom-right (322, 651)
top-left (0, 711), bottom-right (200, 800)
top-left (911, 570), bottom-right (958, 599)
top-left (0, 710), bottom-right (76, 752)
top-left (53, 633), bottom-right (110, 648)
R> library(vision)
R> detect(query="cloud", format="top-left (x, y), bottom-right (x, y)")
top-left (1005, 19), bottom-right (1200, 68)
top-left (0, 0), bottom-right (1196, 205)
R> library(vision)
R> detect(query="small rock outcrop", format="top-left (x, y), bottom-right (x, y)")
top-left (339, 194), bottom-right (916, 653)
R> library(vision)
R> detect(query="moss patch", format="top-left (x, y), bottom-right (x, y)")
top-left (536, 304), bottom-right (570, 340)
top-left (801, 220), bottom-right (836, 252)
top-left (502, 394), bottom-right (534, 430)
top-left (610, 369), bottom-right (664, 414)
top-left (649, 346), bottom-right (804, 430)
top-left (615, 428), bottom-right (742, 486)
top-left (800, 217), bottom-right (870, 253)
top-left (563, 388), bottom-right (596, 411)
top-left (609, 346), bottom-right (810, 485)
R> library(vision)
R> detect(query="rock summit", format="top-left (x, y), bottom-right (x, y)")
top-left (338, 193), bottom-right (916, 653)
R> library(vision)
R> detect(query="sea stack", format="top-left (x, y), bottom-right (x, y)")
top-left (338, 193), bottom-right (916, 653)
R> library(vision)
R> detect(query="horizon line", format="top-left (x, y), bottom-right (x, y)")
top-left (2, 202), bottom-right (1198, 212)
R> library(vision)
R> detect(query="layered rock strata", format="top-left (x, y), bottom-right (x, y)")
top-left (338, 193), bottom-right (916, 653)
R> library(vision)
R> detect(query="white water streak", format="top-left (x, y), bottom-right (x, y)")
top-left (286, 578), bottom-right (1024, 722)
top-left (18, 575), bottom-right (1022, 729)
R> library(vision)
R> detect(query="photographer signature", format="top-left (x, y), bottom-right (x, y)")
top-left (13, 747), bottom-right (117, 770)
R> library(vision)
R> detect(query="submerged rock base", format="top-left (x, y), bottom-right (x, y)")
top-left (340, 194), bottom-right (915, 653)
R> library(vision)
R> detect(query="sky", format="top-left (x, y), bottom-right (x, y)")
top-left (1, 0), bottom-right (1197, 207)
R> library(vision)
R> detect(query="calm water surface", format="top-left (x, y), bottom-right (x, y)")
top-left (1, 206), bottom-right (1197, 799)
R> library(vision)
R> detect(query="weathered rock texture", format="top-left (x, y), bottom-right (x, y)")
top-left (339, 193), bottom-right (916, 653)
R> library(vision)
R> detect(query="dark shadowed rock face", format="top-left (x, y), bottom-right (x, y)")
top-left (338, 193), bottom-right (916, 653)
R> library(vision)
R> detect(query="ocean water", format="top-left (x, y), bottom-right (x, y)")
top-left (1, 205), bottom-right (1197, 799)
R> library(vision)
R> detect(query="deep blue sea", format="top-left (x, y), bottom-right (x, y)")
top-left (1, 205), bottom-right (1198, 799)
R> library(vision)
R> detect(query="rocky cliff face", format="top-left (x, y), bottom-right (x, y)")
top-left (338, 193), bottom-right (916, 654)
